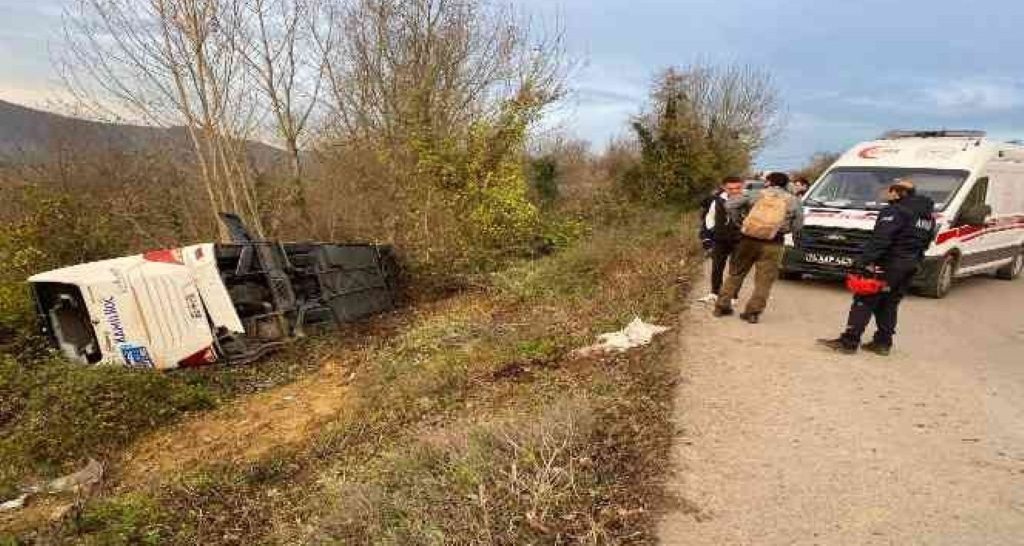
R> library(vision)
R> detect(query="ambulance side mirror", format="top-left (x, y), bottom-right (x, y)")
top-left (956, 204), bottom-right (991, 227)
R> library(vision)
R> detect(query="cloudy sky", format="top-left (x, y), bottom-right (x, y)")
top-left (4, 0), bottom-right (1024, 168)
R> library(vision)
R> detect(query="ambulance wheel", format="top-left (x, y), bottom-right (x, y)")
top-left (918, 254), bottom-right (956, 299)
top-left (995, 247), bottom-right (1024, 280)
top-left (780, 270), bottom-right (802, 281)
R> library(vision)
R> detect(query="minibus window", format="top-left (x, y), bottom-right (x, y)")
top-left (32, 283), bottom-right (103, 364)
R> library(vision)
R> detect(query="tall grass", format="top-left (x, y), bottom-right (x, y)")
top-left (12, 205), bottom-right (699, 544)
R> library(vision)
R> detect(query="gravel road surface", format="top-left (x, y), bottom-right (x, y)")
top-left (659, 269), bottom-right (1024, 545)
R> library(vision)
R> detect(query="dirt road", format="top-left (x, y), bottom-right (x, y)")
top-left (659, 270), bottom-right (1024, 545)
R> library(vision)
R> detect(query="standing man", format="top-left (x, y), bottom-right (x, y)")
top-left (818, 181), bottom-right (935, 354)
top-left (791, 177), bottom-right (811, 197)
top-left (713, 172), bottom-right (803, 323)
top-left (697, 176), bottom-right (746, 304)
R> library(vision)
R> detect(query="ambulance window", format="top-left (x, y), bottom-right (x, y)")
top-left (962, 178), bottom-right (988, 210)
top-left (987, 168), bottom-right (1024, 215)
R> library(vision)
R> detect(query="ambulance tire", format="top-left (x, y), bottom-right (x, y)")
top-left (780, 270), bottom-right (803, 281)
top-left (917, 253), bottom-right (956, 299)
top-left (995, 247), bottom-right (1023, 280)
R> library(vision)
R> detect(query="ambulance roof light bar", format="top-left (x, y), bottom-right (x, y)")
top-left (879, 130), bottom-right (987, 140)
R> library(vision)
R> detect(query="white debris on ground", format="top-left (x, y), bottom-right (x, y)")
top-left (0, 458), bottom-right (103, 512)
top-left (0, 494), bottom-right (28, 512)
top-left (573, 317), bottom-right (670, 357)
top-left (40, 458), bottom-right (104, 494)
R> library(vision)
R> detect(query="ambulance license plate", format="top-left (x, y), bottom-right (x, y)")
top-left (804, 252), bottom-right (854, 267)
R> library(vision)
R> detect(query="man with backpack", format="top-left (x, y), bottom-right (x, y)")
top-left (696, 176), bottom-right (746, 304)
top-left (713, 172), bottom-right (803, 323)
top-left (817, 180), bottom-right (935, 355)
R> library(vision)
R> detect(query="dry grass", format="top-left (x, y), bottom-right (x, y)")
top-left (11, 205), bottom-right (700, 545)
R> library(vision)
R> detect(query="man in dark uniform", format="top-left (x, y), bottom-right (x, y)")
top-left (818, 180), bottom-right (936, 355)
top-left (697, 176), bottom-right (746, 303)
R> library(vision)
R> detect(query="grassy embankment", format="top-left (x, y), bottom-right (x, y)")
top-left (2, 206), bottom-right (699, 544)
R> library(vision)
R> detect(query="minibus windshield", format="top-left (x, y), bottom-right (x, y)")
top-left (805, 167), bottom-right (968, 210)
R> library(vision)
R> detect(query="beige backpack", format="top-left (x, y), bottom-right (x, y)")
top-left (741, 190), bottom-right (789, 240)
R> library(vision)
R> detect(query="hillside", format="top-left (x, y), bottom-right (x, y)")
top-left (0, 99), bottom-right (279, 164)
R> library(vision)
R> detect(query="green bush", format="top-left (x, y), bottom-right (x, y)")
top-left (528, 154), bottom-right (560, 204)
top-left (72, 494), bottom-right (166, 546)
top-left (0, 188), bottom-right (134, 343)
top-left (0, 356), bottom-right (214, 498)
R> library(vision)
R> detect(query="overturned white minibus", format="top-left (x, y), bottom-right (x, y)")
top-left (28, 215), bottom-right (399, 369)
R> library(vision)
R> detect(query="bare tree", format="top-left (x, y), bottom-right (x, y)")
top-left (315, 0), bottom-right (567, 251)
top-left (237, 0), bottom-right (332, 224)
top-left (322, 0), bottom-right (566, 144)
top-left (59, 0), bottom-right (569, 259)
top-left (679, 62), bottom-right (782, 154)
top-left (660, 63), bottom-right (783, 156)
top-left (625, 64), bottom-right (783, 204)
top-left (61, 0), bottom-right (265, 240)
top-left (793, 151), bottom-right (840, 182)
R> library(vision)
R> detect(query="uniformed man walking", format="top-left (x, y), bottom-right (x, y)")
top-left (818, 180), bottom-right (936, 355)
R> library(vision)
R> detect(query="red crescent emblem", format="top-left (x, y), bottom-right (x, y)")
top-left (858, 145), bottom-right (899, 159)
top-left (859, 146), bottom-right (881, 159)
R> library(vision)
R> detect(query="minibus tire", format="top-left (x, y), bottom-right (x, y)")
top-left (918, 254), bottom-right (956, 299)
top-left (995, 247), bottom-right (1024, 280)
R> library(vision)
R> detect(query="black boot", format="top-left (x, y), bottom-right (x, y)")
top-left (860, 341), bottom-right (891, 356)
top-left (817, 338), bottom-right (857, 354)
top-left (712, 306), bottom-right (733, 317)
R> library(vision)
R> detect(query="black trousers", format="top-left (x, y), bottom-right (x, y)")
top-left (840, 262), bottom-right (918, 347)
top-left (710, 238), bottom-right (738, 295)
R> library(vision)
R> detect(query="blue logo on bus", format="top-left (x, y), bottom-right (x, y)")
top-left (119, 343), bottom-right (155, 369)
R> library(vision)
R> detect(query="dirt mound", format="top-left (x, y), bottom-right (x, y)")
top-left (117, 358), bottom-right (355, 487)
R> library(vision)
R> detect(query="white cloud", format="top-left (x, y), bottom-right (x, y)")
top-left (924, 80), bottom-right (1024, 111)
top-left (836, 78), bottom-right (1024, 116)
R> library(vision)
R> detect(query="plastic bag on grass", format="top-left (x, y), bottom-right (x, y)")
top-left (573, 317), bottom-right (670, 357)
top-left (0, 458), bottom-right (104, 512)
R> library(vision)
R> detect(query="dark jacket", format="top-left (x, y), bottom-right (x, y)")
top-left (858, 194), bottom-right (936, 267)
top-left (700, 193), bottom-right (741, 244)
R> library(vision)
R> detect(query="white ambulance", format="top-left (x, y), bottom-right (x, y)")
top-left (781, 130), bottom-right (1024, 297)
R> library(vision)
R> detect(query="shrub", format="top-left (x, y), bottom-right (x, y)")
top-left (0, 356), bottom-right (214, 498)
top-left (72, 494), bottom-right (166, 546)
top-left (0, 188), bottom-right (134, 343)
top-left (528, 154), bottom-right (560, 204)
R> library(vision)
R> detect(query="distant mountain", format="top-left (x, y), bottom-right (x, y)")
top-left (0, 99), bottom-right (280, 165)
